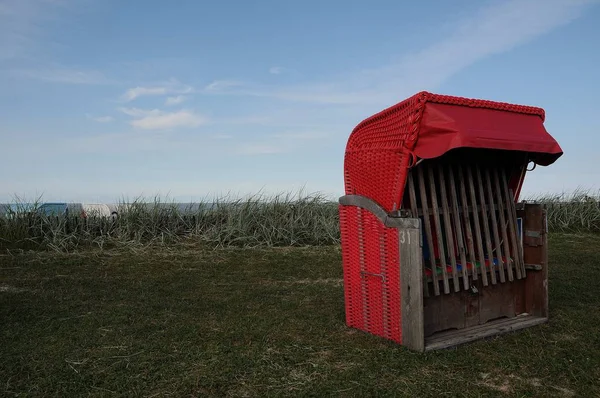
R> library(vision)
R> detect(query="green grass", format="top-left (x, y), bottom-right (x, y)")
top-left (1, 234), bottom-right (600, 397)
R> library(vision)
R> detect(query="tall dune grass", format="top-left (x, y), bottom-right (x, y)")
top-left (0, 192), bottom-right (340, 251)
top-left (526, 189), bottom-right (600, 233)
top-left (2, 189), bottom-right (600, 252)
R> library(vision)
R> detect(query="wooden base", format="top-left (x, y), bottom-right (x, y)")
top-left (424, 314), bottom-right (547, 351)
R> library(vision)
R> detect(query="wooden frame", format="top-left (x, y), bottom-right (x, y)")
top-left (339, 194), bottom-right (549, 352)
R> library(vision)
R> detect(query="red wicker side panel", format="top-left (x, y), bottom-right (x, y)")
top-left (339, 204), bottom-right (362, 330)
top-left (344, 93), bottom-right (425, 212)
top-left (347, 91), bottom-right (427, 151)
top-left (344, 150), bottom-right (407, 212)
top-left (339, 204), bottom-right (401, 343)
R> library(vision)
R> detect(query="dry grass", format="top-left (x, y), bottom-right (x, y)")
top-left (527, 188), bottom-right (600, 232)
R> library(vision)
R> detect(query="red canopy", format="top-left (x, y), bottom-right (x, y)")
top-left (344, 91), bottom-right (564, 212)
top-left (414, 102), bottom-right (563, 166)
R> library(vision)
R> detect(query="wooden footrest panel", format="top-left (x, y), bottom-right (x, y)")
top-left (425, 314), bottom-right (547, 351)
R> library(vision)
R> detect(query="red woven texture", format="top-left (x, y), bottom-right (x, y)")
top-left (344, 91), bottom-right (545, 212)
top-left (340, 205), bottom-right (401, 343)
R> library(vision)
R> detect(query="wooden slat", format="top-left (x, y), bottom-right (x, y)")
top-left (475, 165), bottom-right (497, 285)
top-left (428, 164), bottom-right (450, 294)
top-left (516, 189), bottom-right (527, 279)
top-left (484, 167), bottom-right (506, 283)
top-left (500, 171), bottom-right (522, 281)
top-left (418, 166), bottom-right (440, 296)
top-left (408, 171), bottom-right (429, 298)
top-left (466, 165), bottom-right (487, 285)
top-left (447, 164), bottom-right (469, 290)
top-left (522, 205), bottom-right (547, 314)
top-left (458, 165), bottom-right (478, 281)
top-left (510, 203), bottom-right (523, 280)
top-left (493, 168), bottom-right (514, 282)
top-left (504, 182), bottom-right (525, 279)
top-left (413, 206), bottom-right (468, 217)
top-left (407, 171), bottom-right (418, 220)
top-left (437, 164), bottom-right (460, 292)
top-left (412, 205), bottom-right (514, 217)
top-left (399, 223), bottom-right (425, 352)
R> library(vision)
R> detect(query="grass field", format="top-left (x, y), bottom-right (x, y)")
top-left (1, 234), bottom-right (599, 397)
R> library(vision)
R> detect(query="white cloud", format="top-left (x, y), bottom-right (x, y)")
top-left (165, 95), bottom-right (186, 106)
top-left (203, 0), bottom-right (598, 105)
top-left (119, 107), bottom-right (207, 130)
top-left (131, 111), bottom-right (205, 130)
top-left (122, 87), bottom-right (168, 101)
top-left (11, 65), bottom-right (111, 84)
top-left (121, 79), bottom-right (193, 102)
top-left (204, 80), bottom-right (245, 92)
top-left (87, 115), bottom-right (114, 123)
top-left (118, 107), bottom-right (162, 117)
top-left (269, 66), bottom-right (284, 75)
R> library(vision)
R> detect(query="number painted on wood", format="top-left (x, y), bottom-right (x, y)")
top-left (400, 230), bottom-right (411, 245)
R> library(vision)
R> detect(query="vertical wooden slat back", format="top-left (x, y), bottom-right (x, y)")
top-left (417, 166), bottom-right (441, 296)
top-left (427, 165), bottom-right (451, 294)
top-left (467, 166), bottom-right (489, 286)
top-left (408, 157), bottom-right (525, 296)
top-left (437, 165), bottom-right (460, 292)
top-left (484, 167), bottom-right (506, 283)
top-left (476, 166), bottom-right (498, 285)
top-left (458, 165), bottom-right (478, 282)
top-left (501, 176), bottom-right (523, 279)
top-left (407, 172), bottom-right (430, 298)
top-left (493, 168), bottom-right (515, 282)
top-left (507, 186), bottom-right (526, 278)
top-left (447, 164), bottom-right (470, 290)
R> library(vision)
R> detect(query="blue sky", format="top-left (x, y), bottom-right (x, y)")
top-left (1, 0), bottom-right (599, 203)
